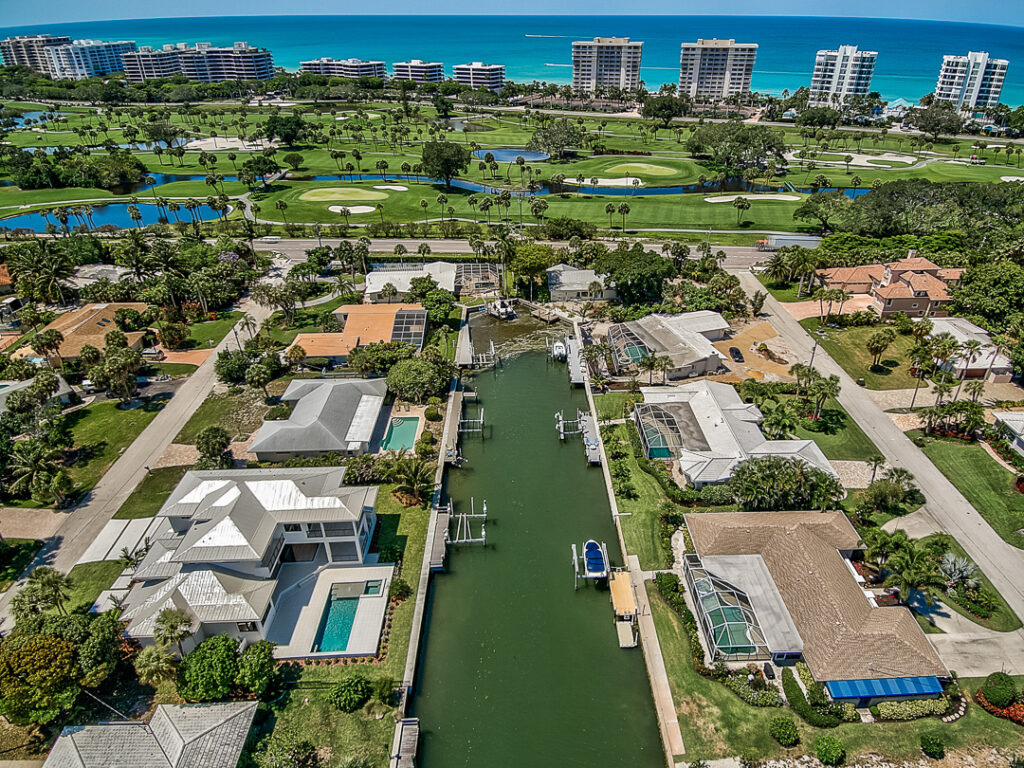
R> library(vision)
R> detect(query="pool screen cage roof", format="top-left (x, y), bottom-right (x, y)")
top-left (608, 323), bottom-right (651, 371)
top-left (634, 403), bottom-right (686, 459)
top-left (455, 263), bottom-right (499, 292)
top-left (684, 554), bottom-right (770, 660)
top-left (390, 309), bottom-right (428, 347)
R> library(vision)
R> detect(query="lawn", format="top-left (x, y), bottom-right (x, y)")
top-left (756, 274), bottom-right (811, 303)
top-left (788, 397), bottom-right (878, 461)
top-left (649, 585), bottom-right (1024, 761)
top-left (799, 319), bottom-right (920, 390)
top-left (65, 399), bottom-right (163, 497)
top-left (145, 362), bottom-right (198, 378)
top-left (264, 295), bottom-right (352, 346)
top-left (0, 539), bottom-right (42, 592)
top-left (919, 534), bottom-right (1022, 633)
top-left (916, 434), bottom-right (1024, 549)
top-left (185, 310), bottom-right (243, 349)
top-left (65, 560), bottom-right (124, 612)
top-left (608, 424), bottom-right (671, 570)
top-left (594, 392), bottom-right (641, 421)
top-left (113, 466), bottom-right (189, 520)
top-left (175, 390), bottom-right (269, 444)
top-left (261, 485), bottom-right (429, 767)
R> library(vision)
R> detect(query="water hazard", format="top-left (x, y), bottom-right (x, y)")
top-left (412, 318), bottom-right (663, 768)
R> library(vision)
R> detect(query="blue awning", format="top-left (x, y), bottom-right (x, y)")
top-left (826, 677), bottom-right (942, 700)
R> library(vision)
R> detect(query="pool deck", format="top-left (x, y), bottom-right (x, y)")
top-left (373, 403), bottom-right (425, 453)
top-left (268, 562), bottom-right (393, 658)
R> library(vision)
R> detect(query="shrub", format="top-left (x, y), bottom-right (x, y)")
top-left (698, 484), bottom-right (734, 505)
top-left (303, 356), bottom-right (330, 369)
top-left (389, 578), bottom-right (411, 601)
top-left (327, 673), bottom-right (372, 712)
top-left (982, 672), bottom-right (1018, 709)
top-left (419, 430), bottom-right (434, 445)
top-left (722, 674), bottom-right (784, 707)
top-left (769, 715), bottom-right (799, 747)
top-left (177, 635), bottom-right (240, 702)
top-left (782, 668), bottom-right (839, 728)
top-left (920, 733), bottom-right (945, 759)
top-left (372, 676), bottom-right (394, 705)
top-left (875, 697), bottom-right (950, 720)
top-left (424, 405), bottom-right (441, 421)
top-left (264, 403), bottom-right (292, 420)
top-left (815, 735), bottom-right (846, 766)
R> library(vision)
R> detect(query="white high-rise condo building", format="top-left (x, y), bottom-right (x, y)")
top-left (935, 51), bottom-right (1008, 111)
top-left (122, 42), bottom-right (274, 83)
top-left (678, 38), bottom-right (757, 99)
top-left (300, 57), bottom-right (387, 79)
top-left (0, 34), bottom-right (70, 73)
top-left (43, 39), bottom-right (137, 80)
top-left (571, 37), bottom-right (643, 92)
top-left (392, 59), bottom-right (445, 84)
top-left (809, 45), bottom-right (877, 106)
top-left (453, 62), bottom-right (505, 91)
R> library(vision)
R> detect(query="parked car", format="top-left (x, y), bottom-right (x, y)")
top-left (728, 347), bottom-right (744, 363)
top-left (762, 662), bottom-right (775, 680)
top-left (79, 379), bottom-right (99, 394)
top-left (141, 347), bottom-right (165, 360)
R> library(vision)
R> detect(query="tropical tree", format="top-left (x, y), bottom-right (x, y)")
top-left (8, 440), bottom-right (63, 501)
top-left (866, 328), bottom-right (896, 367)
top-left (391, 455), bottom-right (436, 504)
top-left (25, 566), bottom-right (72, 615)
top-left (732, 196), bottom-right (751, 225)
top-left (134, 644), bottom-right (179, 688)
top-left (885, 542), bottom-right (945, 606)
top-left (155, 607), bottom-right (194, 658)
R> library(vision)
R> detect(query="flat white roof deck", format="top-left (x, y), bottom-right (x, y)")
top-left (268, 563), bottom-right (393, 658)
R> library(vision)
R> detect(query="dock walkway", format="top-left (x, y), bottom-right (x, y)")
top-left (389, 718), bottom-right (419, 768)
top-left (566, 336), bottom-right (586, 386)
top-left (443, 391), bottom-right (464, 464)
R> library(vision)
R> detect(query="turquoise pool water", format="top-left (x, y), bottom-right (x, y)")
top-left (381, 416), bottom-right (419, 452)
top-left (312, 597), bottom-right (359, 652)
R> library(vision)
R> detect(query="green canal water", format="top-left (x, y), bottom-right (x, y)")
top-left (412, 318), bottom-right (664, 768)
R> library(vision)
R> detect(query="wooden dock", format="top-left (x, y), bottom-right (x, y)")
top-left (429, 511), bottom-right (449, 571)
top-left (443, 391), bottom-right (464, 464)
top-left (616, 620), bottom-right (638, 648)
top-left (532, 307), bottom-right (560, 323)
top-left (390, 717), bottom-right (420, 768)
top-left (581, 413), bottom-right (601, 465)
top-left (566, 337), bottom-right (586, 386)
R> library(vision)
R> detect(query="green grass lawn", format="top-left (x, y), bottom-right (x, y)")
top-left (264, 295), bottom-right (355, 346)
top-left (262, 485), bottom-right (428, 767)
top-left (113, 466), bottom-right (189, 520)
top-left (756, 274), bottom-right (811, 303)
top-left (65, 561), bottom-right (124, 612)
top-left (916, 434), bottom-right (1024, 549)
top-left (608, 424), bottom-right (671, 569)
top-left (185, 311), bottom-right (243, 349)
top-left (594, 392), bottom-right (641, 421)
top-left (65, 399), bottom-right (163, 497)
top-left (144, 362), bottom-right (198, 377)
top-left (175, 390), bottom-right (269, 444)
top-left (649, 585), bottom-right (1024, 761)
top-left (799, 319), bottom-right (920, 390)
top-left (0, 539), bottom-right (42, 592)
top-left (788, 397), bottom-right (878, 461)
top-left (918, 534), bottom-right (1022, 632)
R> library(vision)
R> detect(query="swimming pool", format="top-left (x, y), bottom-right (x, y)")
top-left (381, 416), bottom-right (420, 452)
top-left (312, 596), bottom-right (359, 653)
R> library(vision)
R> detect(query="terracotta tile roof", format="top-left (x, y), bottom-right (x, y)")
top-left (289, 303), bottom-right (427, 358)
top-left (887, 256), bottom-right (940, 272)
top-left (937, 268), bottom-right (964, 281)
top-left (687, 510), bottom-right (947, 682)
top-left (33, 302), bottom-right (147, 360)
top-left (873, 282), bottom-right (915, 300)
top-left (816, 264), bottom-right (885, 287)
top-left (0, 264), bottom-right (11, 287)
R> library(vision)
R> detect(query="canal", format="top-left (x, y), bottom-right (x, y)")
top-left (412, 317), bottom-right (664, 768)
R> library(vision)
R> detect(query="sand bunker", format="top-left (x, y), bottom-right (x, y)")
top-left (705, 194), bottom-right (801, 203)
top-left (373, 185), bottom-right (408, 191)
top-left (328, 205), bottom-right (376, 214)
top-left (784, 149), bottom-right (916, 168)
top-left (1002, 176), bottom-right (1024, 182)
top-left (566, 177), bottom-right (645, 187)
top-left (184, 136), bottom-right (276, 151)
top-left (336, 112), bottom-right (381, 121)
top-left (299, 188), bottom-right (388, 202)
top-left (604, 162), bottom-right (676, 177)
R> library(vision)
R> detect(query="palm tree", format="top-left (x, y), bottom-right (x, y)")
top-left (954, 340), bottom-right (984, 400)
top-left (155, 607), bottom-right (194, 658)
top-left (8, 440), bottom-right (63, 499)
top-left (638, 353), bottom-right (659, 384)
top-left (26, 566), bottom-right (72, 615)
top-left (732, 196), bottom-right (751, 225)
top-left (867, 454), bottom-right (886, 483)
top-left (938, 553), bottom-right (979, 591)
top-left (240, 314), bottom-right (258, 341)
top-left (381, 282), bottom-right (398, 304)
top-left (964, 379), bottom-right (986, 403)
top-left (275, 199), bottom-right (288, 223)
top-left (932, 379), bottom-right (954, 406)
top-left (617, 202), bottom-right (630, 231)
top-left (134, 644), bottom-right (178, 688)
top-left (605, 202), bottom-right (616, 229)
top-left (885, 543), bottom-right (945, 606)
top-left (392, 456), bottom-right (436, 504)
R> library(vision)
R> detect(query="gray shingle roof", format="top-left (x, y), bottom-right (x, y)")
top-left (43, 701), bottom-right (258, 768)
top-left (546, 263), bottom-right (607, 292)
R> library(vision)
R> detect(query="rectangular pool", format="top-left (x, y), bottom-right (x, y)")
top-left (312, 596), bottom-right (359, 653)
top-left (381, 416), bottom-right (420, 452)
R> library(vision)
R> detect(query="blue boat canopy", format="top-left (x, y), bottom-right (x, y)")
top-left (826, 676), bottom-right (942, 700)
top-left (584, 541), bottom-right (606, 573)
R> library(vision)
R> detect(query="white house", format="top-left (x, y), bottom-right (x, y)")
top-left (606, 311), bottom-right (729, 380)
top-left (364, 261), bottom-right (457, 303)
top-left (546, 263), bottom-right (616, 302)
top-left (994, 412), bottom-right (1024, 458)
top-left (926, 316), bottom-right (1013, 382)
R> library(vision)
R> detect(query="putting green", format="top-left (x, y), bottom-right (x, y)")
top-left (604, 162), bottom-right (677, 177)
top-left (298, 188), bottom-right (389, 202)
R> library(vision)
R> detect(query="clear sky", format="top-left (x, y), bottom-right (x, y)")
top-left (0, 0), bottom-right (1021, 30)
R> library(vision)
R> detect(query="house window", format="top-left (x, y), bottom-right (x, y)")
top-left (886, 299), bottom-right (892, 306)
top-left (330, 541), bottom-right (359, 562)
top-left (323, 521), bottom-right (355, 537)
top-left (911, 303), bottom-right (919, 308)
top-left (306, 523), bottom-right (323, 538)
top-left (283, 523), bottom-right (301, 532)
top-left (236, 621), bottom-right (258, 633)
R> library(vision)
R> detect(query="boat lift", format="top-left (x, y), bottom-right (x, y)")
top-left (555, 410), bottom-right (602, 465)
top-left (471, 340), bottom-right (500, 369)
top-left (459, 406), bottom-right (485, 436)
top-left (554, 409), bottom-right (585, 439)
top-left (446, 498), bottom-right (488, 546)
top-left (571, 539), bottom-right (610, 590)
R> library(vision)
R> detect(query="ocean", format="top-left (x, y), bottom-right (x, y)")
top-left (2, 15), bottom-right (1024, 105)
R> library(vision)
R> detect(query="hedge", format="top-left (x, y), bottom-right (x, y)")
top-left (722, 675), bottom-right (784, 707)
top-left (781, 668), bottom-right (840, 728)
top-left (875, 697), bottom-right (950, 721)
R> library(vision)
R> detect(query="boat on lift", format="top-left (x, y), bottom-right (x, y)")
top-left (550, 339), bottom-right (567, 361)
top-left (488, 298), bottom-right (516, 320)
top-left (583, 539), bottom-right (608, 579)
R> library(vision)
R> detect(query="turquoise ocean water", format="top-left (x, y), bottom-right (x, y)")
top-left (2, 15), bottom-right (1024, 105)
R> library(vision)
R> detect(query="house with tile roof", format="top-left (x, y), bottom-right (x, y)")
top-left (43, 701), bottom-right (257, 768)
top-left (685, 510), bottom-right (948, 704)
top-left (816, 254), bottom-right (963, 318)
top-left (119, 467), bottom-right (378, 652)
top-left (13, 302), bottom-right (148, 364)
top-left (285, 303), bottom-right (427, 366)
top-left (633, 382), bottom-right (836, 486)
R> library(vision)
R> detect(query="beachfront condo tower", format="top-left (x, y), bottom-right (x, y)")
top-left (392, 59), bottom-right (445, 84)
top-left (809, 44), bottom-right (877, 106)
top-left (122, 42), bottom-right (274, 83)
top-left (300, 57), bottom-right (387, 79)
top-left (43, 39), bottom-right (138, 80)
top-left (934, 51), bottom-right (1008, 111)
top-left (0, 34), bottom-right (70, 73)
top-left (678, 39), bottom-right (757, 99)
top-left (571, 37), bottom-right (644, 93)
top-left (454, 62), bottom-right (506, 91)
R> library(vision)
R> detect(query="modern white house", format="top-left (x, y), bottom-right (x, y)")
top-left (43, 39), bottom-right (137, 80)
top-left (120, 467), bottom-right (381, 654)
top-left (546, 263), bottom-right (616, 302)
top-left (809, 44), bottom-right (877, 106)
top-left (300, 57), bottom-right (386, 79)
top-left (925, 317), bottom-right (1013, 382)
top-left (678, 39), bottom-right (757, 99)
top-left (364, 261), bottom-right (457, 302)
top-left (993, 412), bottom-right (1024, 458)
top-left (571, 37), bottom-right (643, 92)
top-left (392, 59), bottom-right (444, 84)
top-left (634, 381), bottom-right (837, 486)
top-left (934, 51), bottom-right (1008, 111)
top-left (606, 311), bottom-right (729, 380)
top-left (453, 61), bottom-right (505, 91)
top-left (249, 379), bottom-right (389, 461)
